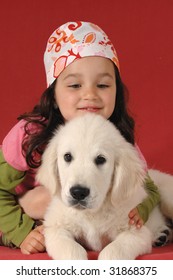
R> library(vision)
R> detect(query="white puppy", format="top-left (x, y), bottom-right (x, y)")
top-left (37, 114), bottom-right (173, 260)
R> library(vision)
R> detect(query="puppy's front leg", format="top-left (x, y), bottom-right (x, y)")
top-left (45, 227), bottom-right (88, 260)
top-left (99, 226), bottom-right (152, 260)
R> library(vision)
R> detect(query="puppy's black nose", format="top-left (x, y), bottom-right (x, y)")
top-left (70, 185), bottom-right (90, 201)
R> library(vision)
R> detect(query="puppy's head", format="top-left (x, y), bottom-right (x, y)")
top-left (36, 114), bottom-right (146, 210)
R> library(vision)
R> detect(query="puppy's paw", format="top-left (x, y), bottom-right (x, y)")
top-left (68, 246), bottom-right (88, 260)
top-left (98, 243), bottom-right (127, 260)
top-left (49, 245), bottom-right (88, 260)
top-left (152, 225), bottom-right (173, 247)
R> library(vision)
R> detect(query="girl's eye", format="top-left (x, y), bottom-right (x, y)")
top-left (97, 84), bottom-right (109, 88)
top-left (68, 84), bottom-right (81, 88)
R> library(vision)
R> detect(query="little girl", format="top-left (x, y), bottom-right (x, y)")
top-left (0, 21), bottom-right (160, 255)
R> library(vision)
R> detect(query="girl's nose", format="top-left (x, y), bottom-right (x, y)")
top-left (82, 87), bottom-right (98, 100)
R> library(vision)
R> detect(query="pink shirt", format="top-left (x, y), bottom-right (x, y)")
top-left (2, 120), bottom-right (40, 194)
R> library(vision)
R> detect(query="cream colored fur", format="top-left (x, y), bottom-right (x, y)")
top-left (36, 114), bottom-right (173, 260)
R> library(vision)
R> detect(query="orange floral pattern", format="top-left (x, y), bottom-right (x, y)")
top-left (44, 21), bottom-right (119, 86)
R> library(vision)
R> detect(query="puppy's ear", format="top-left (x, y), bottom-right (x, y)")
top-left (36, 135), bottom-right (60, 195)
top-left (111, 143), bottom-right (145, 204)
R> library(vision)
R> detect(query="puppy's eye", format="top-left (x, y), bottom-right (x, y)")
top-left (94, 155), bottom-right (106, 165)
top-left (64, 153), bottom-right (73, 163)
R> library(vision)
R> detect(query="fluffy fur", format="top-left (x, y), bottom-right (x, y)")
top-left (36, 114), bottom-right (173, 260)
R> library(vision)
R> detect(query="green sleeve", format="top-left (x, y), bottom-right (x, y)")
top-left (137, 173), bottom-right (161, 223)
top-left (0, 150), bottom-right (35, 247)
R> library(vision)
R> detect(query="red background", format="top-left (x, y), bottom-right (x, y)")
top-left (0, 0), bottom-right (173, 173)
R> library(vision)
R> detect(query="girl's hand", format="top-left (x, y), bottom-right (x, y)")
top-left (128, 207), bottom-right (144, 229)
top-left (20, 225), bottom-right (46, 254)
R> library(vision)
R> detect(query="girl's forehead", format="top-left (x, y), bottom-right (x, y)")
top-left (58, 56), bottom-right (115, 79)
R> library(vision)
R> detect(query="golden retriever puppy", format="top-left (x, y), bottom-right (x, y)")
top-left (37, 114), bottom-right (173, 260)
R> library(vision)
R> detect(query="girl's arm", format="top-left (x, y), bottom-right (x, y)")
top-left (0, 150), bottom-right (35, 247)
top-left (129, 173), bottom-right (161, 227)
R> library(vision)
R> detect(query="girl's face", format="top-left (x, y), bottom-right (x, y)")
top-left (54, 56), bottom-right (116, 121)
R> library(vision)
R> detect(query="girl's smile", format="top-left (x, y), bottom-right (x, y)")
top-left (77, 106), bottom-right (102, 113)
